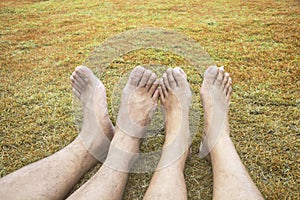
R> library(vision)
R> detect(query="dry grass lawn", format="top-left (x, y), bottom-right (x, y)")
top-left (0, 0), bottom-right (299, 199)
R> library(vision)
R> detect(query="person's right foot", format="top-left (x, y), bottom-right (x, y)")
top-left (70, 66), bottom-right (114, 161)
top-left (199, 65), bottom-right (232, 158)
top-left (157, 67), bottom-right (192, 169)
top-left (159, 67), bottom-right (192, 146)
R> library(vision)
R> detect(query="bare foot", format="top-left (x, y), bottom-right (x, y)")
top-left (157, 67), bottom-right (191, 169)
top-left (104, 66), bottom-right (159, 171)
top-left (70, 66), bottom-right (114, 161)
top-left (159, 67), bottom-right (191, 142)
top-left (116, 66), bottom-right (159, 138)
top-left (199, 65), bottom-right (232, 158)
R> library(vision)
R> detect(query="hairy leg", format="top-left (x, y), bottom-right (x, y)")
top-left (200, 66), bottom-right (264, 200)
top-left (0, 66), bottom-right (114, 200)
top-left (144, 67), bottom-right (192, 200)
top-left (68, 66), bottom-right (159, 200)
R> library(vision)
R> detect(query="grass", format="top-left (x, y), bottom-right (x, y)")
top-left (0, 0), bottom-right (299, 199)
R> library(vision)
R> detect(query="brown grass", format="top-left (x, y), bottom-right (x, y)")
top-left (1, 0), bottom-right (299, 199)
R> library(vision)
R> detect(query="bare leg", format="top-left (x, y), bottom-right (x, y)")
top-left (200, 66), bottom-right (264, 200)
top-left (144, 67), bottom-right (192, 200)
top-left (68, 66), bottom-right (159, 200)
top-left (0, 66), bottom-right (114, 200)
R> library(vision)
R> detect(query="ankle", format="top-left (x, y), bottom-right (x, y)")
top-left (72, 137), bottom-right (99, 166)
top-left (158, 149), bottom-right (189, 172)
top-left (210, 134), bottom-right (232, 158)
top-left (112, 127), bottom-right (140, 153)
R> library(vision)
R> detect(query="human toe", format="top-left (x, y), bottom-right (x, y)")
top-left (173, 67), bottom-right (188, 86)
top-left (167, 68), bottom-right (176, 88)
top-left (215, 66), bottom-right (225, 85)
top-left (174, 67), bottom-right (187, 80)
top-left (223, 72), bottom-right (230, 90)
top-left (71, 70), bottom-right (86, 89)
top-left (146, 72), bottom-right (157, 90)
top-left (75, 66), bottom-right (93, 81)
top-left (128, 66), bottom-right (145, 86)
top-left (163, 72), bottom-right (170, 90)
top-left (139, 69), bottom-right (152, 87)
top-left (204, 65), bottom-right (218, 84)
top-left (226, 77), bottom-right (232, 97)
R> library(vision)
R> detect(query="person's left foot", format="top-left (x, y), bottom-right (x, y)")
top-left (199, 65), bottom-right (232, 158)
top-left (70, 66), bottom-right (114, 161)
top-left (104, 66), bottom-right (159, 171)
top-left (116, 66), bottom-right (159, 138)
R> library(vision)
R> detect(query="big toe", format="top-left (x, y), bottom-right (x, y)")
top-left (167, 68), bottom-right (177, 88)
top-left (128, 66), bottom-right (145, 86)
top-left (203, 65), bottom-right (218, 84)
top-left (174, 67), bottom-right (187, 79)
top-left (173, 67), bottom-right (188, 87)
top-left (75, 66), bottom-right (95, 84)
